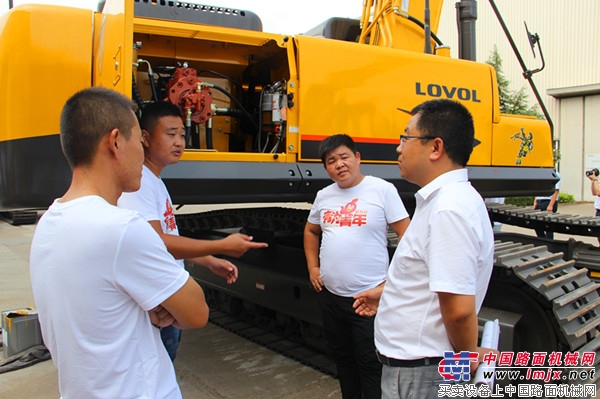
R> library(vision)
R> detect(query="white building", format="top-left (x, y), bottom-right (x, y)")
top-left (438, 0), bottom-right (600, 202)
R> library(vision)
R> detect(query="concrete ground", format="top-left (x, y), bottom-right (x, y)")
top-left (1, 201), bottom-right (598, 398)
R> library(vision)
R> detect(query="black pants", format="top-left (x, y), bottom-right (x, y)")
top-left (319, 288), bottom-right (381, 399)
top-left (534, 199), bottom-right (558, 239)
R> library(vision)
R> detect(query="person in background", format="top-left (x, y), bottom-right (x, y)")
top-left (118, 101), bottom-right (267, 361)
top-left (304, 134), bottom-right (410, 399)
top-left (484, 197), bottom-right (505, 233)
top-left (30, 87), bottom-right (209, 398)
top-left (353, 99), bottom-right (494, 399)
top-left (533, 170), bottom-right (561, 239)
top-left (586, 168), bottom-right (600, 245)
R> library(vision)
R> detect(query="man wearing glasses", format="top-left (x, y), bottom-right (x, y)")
top-left (353, 99), bottom-right (495, 398)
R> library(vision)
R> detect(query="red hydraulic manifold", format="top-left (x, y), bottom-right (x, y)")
top-left (165, 67), bottom-right (213, 123)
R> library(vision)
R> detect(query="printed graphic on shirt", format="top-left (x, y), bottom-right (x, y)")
top-left (163, 198), bottom-right (177, 232)
top-left (322, 198), bottom-right (367, 227)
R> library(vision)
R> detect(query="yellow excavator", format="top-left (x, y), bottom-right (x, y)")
top-left (0, 0), bottom-right (598, 386)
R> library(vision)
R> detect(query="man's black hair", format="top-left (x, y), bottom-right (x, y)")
top-left (410, 99), bottom-right (474, 167)
top-left (318, 134), bottom-right (357, 164)
top-left (139, 101), bottom-right (183, 133)
top-left (60, 87), bottom-right (137, 168)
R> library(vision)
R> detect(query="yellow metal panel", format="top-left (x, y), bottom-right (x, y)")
top-left (133, 34), bottom-right (253, 67)
top-left (180, 151), bottom-right (293, 163)
top-left (134, 17), bottom-right (284, 47)
top-left (295, 35), bottom-right (494, 165)
top-left (0, 5), bottom-right (93, 142)
top-left (286, 38), bottom-right (300, 156)
top-left (491, 115), bottom-right (553, 167)
top-left (93, 0), bottom-right (133, 95)
top-left (361, 0), bottom-right (444, 50)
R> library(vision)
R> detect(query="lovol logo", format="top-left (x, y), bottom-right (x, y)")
top-left (416, 82), bottom-right (481, 103)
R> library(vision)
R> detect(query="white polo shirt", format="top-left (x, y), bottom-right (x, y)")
top-left (375, 169), bottom-right (494, 360)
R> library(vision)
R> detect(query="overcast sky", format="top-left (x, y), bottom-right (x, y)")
top-left (0, 0), bottom-right (363, 34)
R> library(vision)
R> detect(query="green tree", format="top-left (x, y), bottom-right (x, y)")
top-left (486, 45), bottom-right (543, 118)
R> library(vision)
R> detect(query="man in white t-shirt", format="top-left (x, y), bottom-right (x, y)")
top-left (119, 101), bottom-right (267, 360)
top-left (353, 100), bottom-right (495, 398)
top-left (30, 87), bottom-right (209, 398)
top-left (304, 134), bottom-right (410, 399)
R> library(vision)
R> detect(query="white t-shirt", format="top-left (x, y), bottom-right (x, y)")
top-left (119, 165), bottom-right (184, 268)
top-left (308, 175), bottom-right (408, 297)
top-left (375, 169), bottom-right (494, 359)
top-left (30, 196), bottom-right (188, 399)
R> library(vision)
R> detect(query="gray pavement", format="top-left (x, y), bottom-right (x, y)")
top-left (1, 201), bottom-right (598, 398)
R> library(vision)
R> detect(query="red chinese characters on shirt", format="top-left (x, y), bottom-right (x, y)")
top-left (163, 198), bottom-right (177, 232)
top-left (322, 198), bottom-right (368, 227)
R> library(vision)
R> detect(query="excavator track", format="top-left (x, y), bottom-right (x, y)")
top-left (487, 203), bottom-right (600, 237)
top-left (488, 203), bottom-right (600, 278)
top-left (178, 207), bottom-right (336, 374)
top-left (490, 238), bottom-right (600, 385)
top-left (177, 207), bottom-right (600, 386)
top-left (0, 210), bottom-right (38, 226)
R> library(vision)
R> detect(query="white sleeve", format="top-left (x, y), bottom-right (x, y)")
top-left (383, 182), bottom-right (409, 223)
top-left (307, 191), bottom-right (323, 225)
top-left (114, 217), bottom-right (188, 311)
top-left (428, 210), bottom-right (478, 296)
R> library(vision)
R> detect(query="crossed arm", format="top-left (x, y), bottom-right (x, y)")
top-left (149, 277), bottom-right (209, 329)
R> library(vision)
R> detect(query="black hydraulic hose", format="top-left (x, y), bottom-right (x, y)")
top-left (148, 71), bottom-right (159, 102)
top-left (137, 59), bottom-right (159, 103)
top-left (131, 73), bottom-right (145, 112)
top-left (185, 124), bottom-right (193, 149)
top-left (208, 84), bottom-right (258, 131)
top-left (216, 108), bottom-right (248, 120)
top-left (198, 69), bottom-right (243, 91)
top-left (400, 13), bottom-right (444, 47)
top-left (488, 0), bottom-right (554, 138)
top-left (214, 107), bottom-right (259, 150)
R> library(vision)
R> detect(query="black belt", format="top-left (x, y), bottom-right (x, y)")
top-left (376, 351), bottom-right (443, 368)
